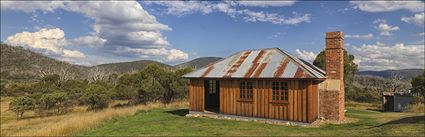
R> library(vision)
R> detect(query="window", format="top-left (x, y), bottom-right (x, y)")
top-left (209, 80), bottom-right (217, 94)
top-left (239, 81), bottom-right (253, 100)
top-left (272, 82), bottom-right (288, 102)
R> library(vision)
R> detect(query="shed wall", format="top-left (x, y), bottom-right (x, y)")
top-left (188, 79), bottom-right (204, 111)
top-left (188, 79), bottom-right (319, 123)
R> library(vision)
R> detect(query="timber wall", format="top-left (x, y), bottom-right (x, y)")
top-left (188, 79), bottom-right (319, 123)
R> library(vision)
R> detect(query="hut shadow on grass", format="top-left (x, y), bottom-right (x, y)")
top-left (369, 116), bottom-right (424, 129)
top-left (166, 109), bottom-right (189, 116)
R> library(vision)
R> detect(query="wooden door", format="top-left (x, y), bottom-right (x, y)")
top-left (205, 80), bottom-right (220, 111)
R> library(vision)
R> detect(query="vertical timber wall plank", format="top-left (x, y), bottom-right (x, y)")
top-left (308, 80), bottom-right (313, 123)
top-left (289, 80), bottom-right (293, 121)
top-left (302, 81), bottom-right (308, 122)
top-left (294, 80), bottom-right (299, 121)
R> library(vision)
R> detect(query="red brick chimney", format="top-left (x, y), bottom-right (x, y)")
top-left (319, 31), bottom-right (345, 121)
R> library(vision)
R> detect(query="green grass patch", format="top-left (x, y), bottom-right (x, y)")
top-left (79, 106), bottom-right (424, 136)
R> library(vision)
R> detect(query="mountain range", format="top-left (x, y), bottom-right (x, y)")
top-left (356, 69), bottom-right (423, 80)
top-left (1, 44), bottom-right (423, 82)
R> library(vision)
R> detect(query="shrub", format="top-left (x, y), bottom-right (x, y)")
top-left (411, 95), bottom-right (424, 104)
top-left (36, 92), bottom-right (72, 116)
top-left (82, 84), bottom-right (110, 111)
top-left (346, 85), bottom-right (380, 103)
top-left (407, 103), bottom-right (425, 113)
top-left (9, 96), bottom-right (35, 119)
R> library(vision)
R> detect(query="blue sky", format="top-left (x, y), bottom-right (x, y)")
top-left (1, 1), bottom-right (424, 70)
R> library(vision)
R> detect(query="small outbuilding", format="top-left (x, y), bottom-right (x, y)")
top-left (184, 31), bottom-right (347, 123)
top-left (382, 92), bottom-right (413, 112)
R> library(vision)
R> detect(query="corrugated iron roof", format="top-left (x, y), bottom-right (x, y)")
top-left (183, 48), bottom-right (326, 79)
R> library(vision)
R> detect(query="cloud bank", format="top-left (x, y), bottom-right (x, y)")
top-left (144, 1), bottom-right (310, 25)
top-left (295, 49), bottom-right (317, 63)
top-left (345, 33), bottom-right (374, 40)
top-left (296, 42), bottom-right (424, 71)
top-left (2, 1), bottom-right (188, 65)
top-left (374, 19), bottom-right (399, 36)
top-left (350, 1), bottom-right (424, 13)
top-left (401, 12), bottom-right (425, 27)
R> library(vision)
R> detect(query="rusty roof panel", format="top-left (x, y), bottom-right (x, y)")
top-left (204, 51), bottom-right (242, 77)
top-left (274, 58), bottom-right (290, 77)
top-left (225, 51), bottom-right (252, 77)
top-left (279, 49), bottom-right (325, 78)
top-left (244, 50), bottom-right (266, 77)
top-left (282, 61), bottom-right (298, 78)
top-left (232, 50), bottom-right (259, 77)
top-left (185, 66), bottom-right (208, 78)
top-left (294, 67), bottom-right (311, 78)
top-left (183, 48), bottom-right (326, 79)
top-left (258, 49), bottom-right (283, 78)
top-left (201, 65), bottom-right (214, 77)
top-left (253, 63), bottom-right (268, 78)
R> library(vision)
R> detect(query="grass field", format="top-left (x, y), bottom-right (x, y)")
top-left (0, 97), bottom-right (187, 136)
top-left (2, 97), bottom-right (424, 136)
top-left (79, 103), bottom-right (424, 136)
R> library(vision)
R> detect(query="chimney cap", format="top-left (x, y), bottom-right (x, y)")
top-left (326, 31), bottom-right (344, 39)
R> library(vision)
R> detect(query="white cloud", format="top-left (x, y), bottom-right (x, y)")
top-left (0, 1), bottom-right (64, 13)
top-left (144, 1), bottom-right (310, 25)
top-left (116, 47), bottom-right (188, 61)
top-left (5, 28), bottom-right (66, 54)
top-left (350, 1), bottom-right (424, 13)
top-left (374, 19), bottom-right (399, 36)
top-left (144, 1), bottom-right (215, 16)
top-left (349, 42), bottom-right (424, 70)
top-left (242, 10), bottom-right (310, 25)
top-left (235, 1), bottom-right (296, 7)
top-left (1, 1), bottom-right (189, 64)
top-left (401, 12), bottom-right (424, 27)
top-left (5, 28), bottom-right (86, 60)
top-left (345, 33), bottom-right (374, 40)
top-left (373, 19), bottom-right (386, 24)
top-left (295, 42), bottom-right (425, 71)
top-left (419, 32), bottom-right (425, 36)
top-left (167, 49), bottom-right (189, 61)
top-left (62, 49), bottom-right (86, 58)
top-left (273, 32), bottom-right (281, 38)
top-left (68, 35), bottom-right (106, 48)
top-left (295, 49), bottom-right (317, 63)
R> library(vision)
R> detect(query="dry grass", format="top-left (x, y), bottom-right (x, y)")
top-left (0, 101), bottom-right (188, 136)
top-left (407, 103), bottom-right (425, 113)
top-left (345, 101), bottom-right (381, 110)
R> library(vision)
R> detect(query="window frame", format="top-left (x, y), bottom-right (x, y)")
top-left (208, 80), bottom-right (217, 94)
top-left (238, 81), bottom-right (254, 102)
top-left (271, 81), bottom-right (289, 104)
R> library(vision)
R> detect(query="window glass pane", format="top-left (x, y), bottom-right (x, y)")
top-left (239, 81), bottom-right (253, 100)
top-left (284, 91), bottom-right (288, 100)
top-left (281, 91), bottom-right (284, 100)
top-left (209, 80), bottom-right (218, 94)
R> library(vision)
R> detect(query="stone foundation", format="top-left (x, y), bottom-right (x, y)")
top-left (186, 111), bottom-right (314, 126)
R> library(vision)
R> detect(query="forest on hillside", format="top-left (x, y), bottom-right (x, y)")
top-left (2, 63), bottom-right (192, 119)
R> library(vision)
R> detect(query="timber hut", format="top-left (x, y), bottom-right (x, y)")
top-left (382, 92), bottom-right (413, 112)
top-left (183, 31), bottom-right (346, 123)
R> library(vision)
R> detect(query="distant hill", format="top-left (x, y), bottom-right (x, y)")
top-left (357, 69), bottom-right (424, 80)
top-left (175, 57), bottom-right (223, 69)
top-left (0, 44), bottom-right (87, 82)
top-left (96, 60), bottom-right (172, 74)
top-left (0, 44), bottom-right (172, 82)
